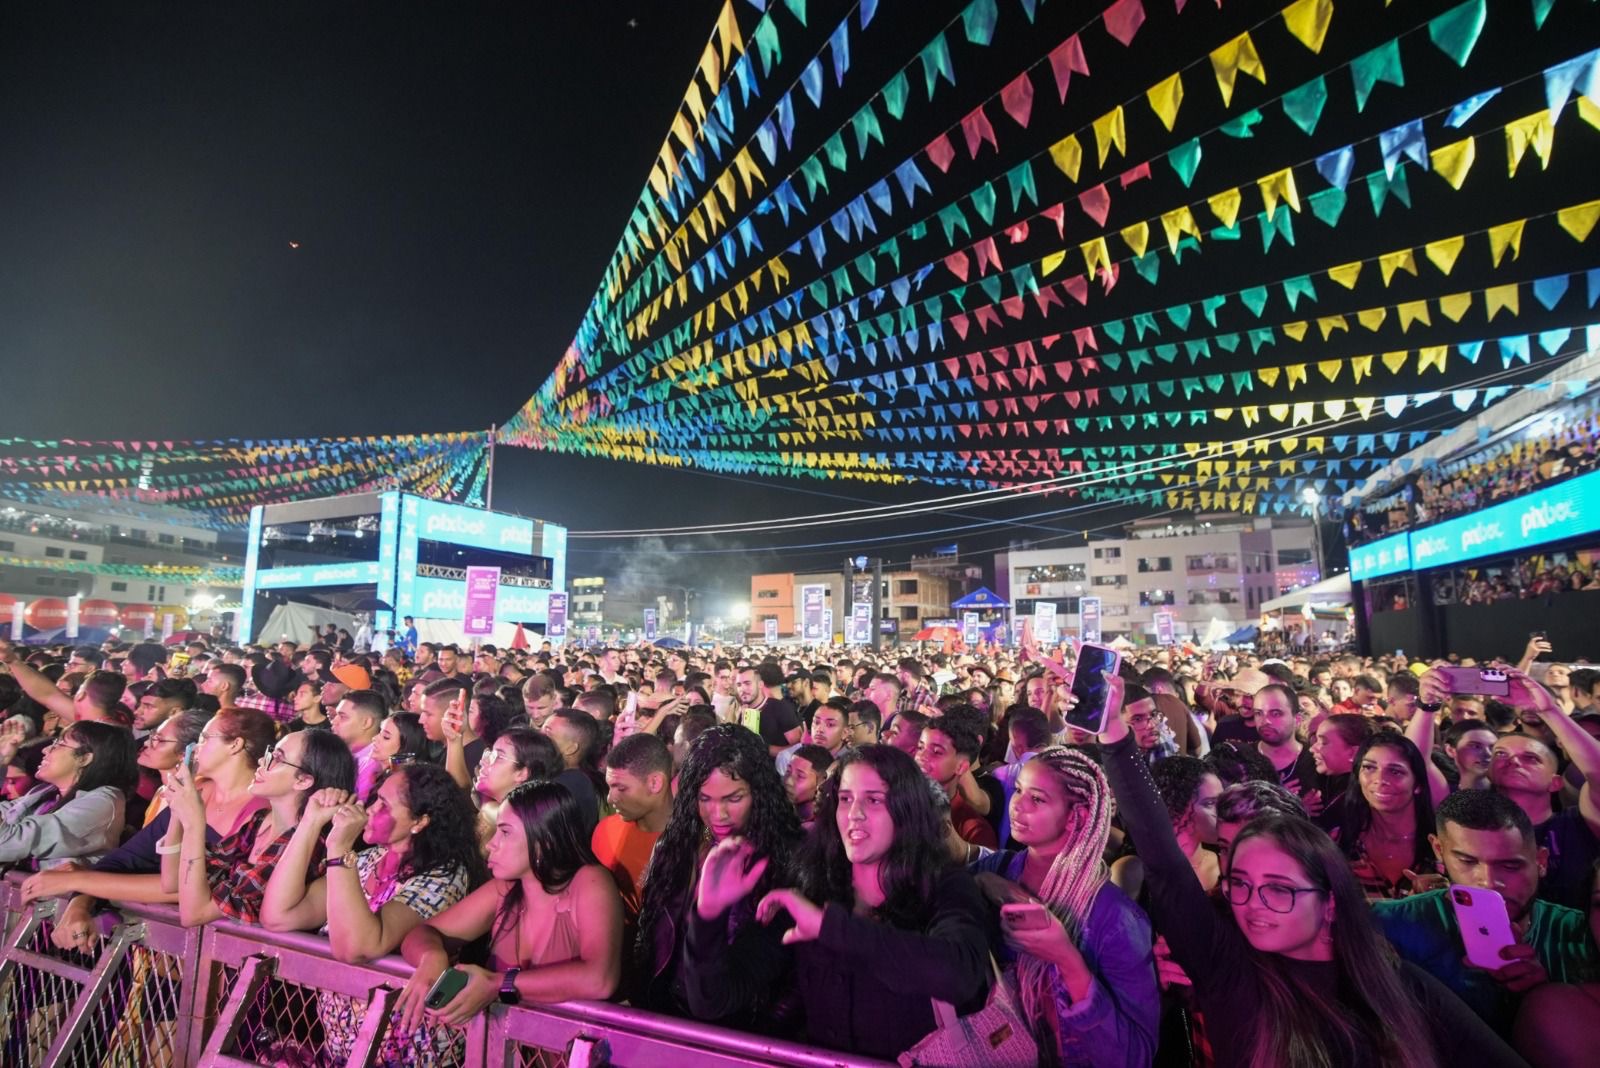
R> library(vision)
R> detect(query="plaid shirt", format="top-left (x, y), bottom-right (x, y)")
top-left (897, 682), bottom-right (937, 715)
top-left (391, 665), bottom-right (414, 689)
top-left (207, 809), bottom-right (328, 924)
top-left (235, 689), bottom-right (296, 725)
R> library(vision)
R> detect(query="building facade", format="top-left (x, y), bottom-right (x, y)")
top-left (997, 515), bottom-right (1317, 642)
top-left (748, 568), bottom-right (953, 642)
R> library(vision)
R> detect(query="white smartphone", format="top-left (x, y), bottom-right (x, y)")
top-left (1449, 884), bottom-right (1516, 971)
top-left (1000, 902), bottom-right (1052, 931)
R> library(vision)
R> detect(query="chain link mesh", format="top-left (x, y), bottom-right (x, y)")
top-left (0, 912), bottom-right (94, 1067)
top-left (513, 1041), bottom-right (572, 1068)
top-left (210, 963), bottom-right (329, 1066)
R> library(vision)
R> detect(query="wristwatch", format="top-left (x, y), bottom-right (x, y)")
top-left (1416, 701), bottom-right (1443, 714)
top-left (327, 851), bottom-right (359, 870)
top-left (498, 967), bottom-right (522, 1005)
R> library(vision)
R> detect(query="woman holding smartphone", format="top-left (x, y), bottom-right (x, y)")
top-left (972, 746), bottom-right (1160, 1066)
top-left (1098, 675), bottom-right (1523, 1067)
top-left (395, 780), bottom-right (621, 1034)
top-left (684, 744), bottom-right (991, 1059)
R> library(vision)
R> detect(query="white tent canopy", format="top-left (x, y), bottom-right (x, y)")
top-left (1260, 573), bottom-right (1352, 614)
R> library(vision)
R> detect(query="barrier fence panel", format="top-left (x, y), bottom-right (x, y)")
top-left (0, 874), bottom-right (895, 1068)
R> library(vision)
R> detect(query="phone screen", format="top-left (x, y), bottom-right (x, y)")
top-left (1066, 644), bottom-right (1119, 733)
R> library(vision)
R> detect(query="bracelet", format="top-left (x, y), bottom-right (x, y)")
top-left (155, 837), bottom-right (183, 855)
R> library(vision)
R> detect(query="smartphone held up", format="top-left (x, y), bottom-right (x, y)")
top-left (1064, 643), bottom-right (1123, 734)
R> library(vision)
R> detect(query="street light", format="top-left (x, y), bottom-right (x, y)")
top-left (1301, 486), bottom-right (1323, 582)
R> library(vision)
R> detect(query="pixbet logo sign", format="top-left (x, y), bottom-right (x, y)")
top-left (1520, 499), bottom-right (1577, 539)
top-left (424, 514), bottom-right (487, 539)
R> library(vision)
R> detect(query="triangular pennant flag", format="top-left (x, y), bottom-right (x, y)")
top-left (1351, 39), bottom-right (1404, 112)
top-left (1505, 110), bottom-right (1555, 176)
top-left (1484, 283), bottom-right (1519, 320)
top-left (1425, 235), bottom-right (1465, 274)
top-left (1092, 106), bottom-right (1127, 166)
top-left (1282, 76), bottom-right (1328, 135)
top-left (1146, 73), bottom-right (1184, 131)
top-left (1208, 187), bottom-right (1242, 228)
top-left (1487, 219), bottom-right (1526, 267)
top-left (1001, 71), bottom-right (1035, 127)
top-left (1169, 138), bottom-right (1203, 187)
top-left (1103, 0), bottom-right (1146, 46)
top-left (1379, 119), bottom-right (1428, 178)
top-left (1048, 35), bottom-right (1090, 103)
top-left (1209, 31), bottom-right (1266, 108)
top-left (1282, 0), bottom-right (1334, 54)
top-left (1557, 199), bottom-right (1600, 242)
top-left (1430, 136), bottom-right (1476, 189)
top-left (1428, 0), bottom-right (1487, 68)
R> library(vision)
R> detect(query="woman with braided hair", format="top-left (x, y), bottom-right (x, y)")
top-left (972, 745), bottom-right (1160, 1067)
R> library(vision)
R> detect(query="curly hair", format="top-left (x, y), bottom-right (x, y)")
top-left (1204, 739), bottom-right (1278, 786)
top-left (634, 724), bottom-right (800, 965)
top-left (796, 744), bottom-right (950, 931)
top-left (384, 763), bottom-right (490, 889)
top-left (1150, 755), bottom-right (1214, 827)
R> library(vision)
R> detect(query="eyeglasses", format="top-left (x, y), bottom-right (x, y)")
top-left (479, 747), bottom-right (518, 768)
top-left (1220, 876), bottom-right (1326, 913)
top-left (142, 734), bottom-right (180, 748)
top-left (260, 746), bottom-right (304, 772)
top-left (44, 740), bottom-right (86, 755)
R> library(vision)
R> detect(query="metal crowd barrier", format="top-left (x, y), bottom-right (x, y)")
top-left (0, 873), bottom-right (889, 1067)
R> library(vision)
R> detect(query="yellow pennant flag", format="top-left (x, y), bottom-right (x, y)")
top-left (1558, 199), bottom-right (1600, 242)
top-left (1282, 0), bottom-right (1335, 53)
top-left (1049, 135), bottom-right (1084, 181)
top-left (1397, 300), bottom-right (1432, 332)
top-left (1484, 283), bottom-right (1519, 320)
top-left (1081, 235), bottom-right (1112, 279)
top-left (1353, 396), bottom-right (1377, 419)
top-left (1505, 110), bottom-right (1555, 176)
top-left (1381, 350), bottom-right (1410, 374)
top-left (1257, 167), bottom-right (1301, 215)
top-left (1317, 316), bottom-right (1349, 339)
top-left (1208, 187), bottom-right (1243, 228)
top-left (1487, 219), bottom-right (1525, 267)
top-left (733, 147), bottom-right (766, 196)
top-left (1040, 250), bottom-right (1067, 277)
top-left (1430, 136), bottom-right (1476, 190)
top-left (1160, 205), bottom-right (1201, 254)
top-left (1285, 363), bottom-right (1308, 389)
top-left (716, 0), bottom-right (744, 63)
top-left (1378, 248), bottom-right (1417, 286)
top-left (1268, 403), bottom-right (1291, 423)
top-left (1327, 261), bottom-right (1363, 288)
top-left (1418, 345), bottom-right (1448, 373)
top-left (1121, 221), bottom-right (1151, 259)
top-left (1358, 307), bottom-right (1388, 331)
top-left (1093, 106), bottom-right (1127, 166)
top-left (1258, 366), bottom-right (1282, 387)
top-left (1424, 235), bottom-right (1465, 275)
top-left (1209, 31), bottom-right (1266, 108)
top-left (1439, 291), bottom-right (1474, 322)
top-left (1146, 73), bottom-right (1185, 131)
top-left (1283, 321), bottom-right (1309, 341)
top-left (1318, 358), bottom-right (1343, 382)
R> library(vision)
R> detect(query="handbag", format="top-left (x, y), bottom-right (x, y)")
top-left (897, 956), bottom-right (1038, 1068)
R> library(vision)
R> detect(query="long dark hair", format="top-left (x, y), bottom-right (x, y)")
top-left (634, 724), bottom-right (800, 963)
top-left (1338, 730), bottom-right (1435, 872)
top-left (64, 721), bottom-right (140, 801)
top-left (384, 763), bottom-right (489, 888)
top-left (385, 712), bottom-right (436, 766)
top-left (492, 780), bottom-right (597, 947)
top-left (1229, 815), bottom-right (1438, 1068)
top-left (296, 729), bottom-right (358, 796)
top-left (796, 744), bottom-right (951, 931)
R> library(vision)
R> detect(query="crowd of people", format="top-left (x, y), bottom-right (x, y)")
top-left (0, 627), bottom-right (1597, 1067)
top-left (1348, 404), bottom-right (1600, 546)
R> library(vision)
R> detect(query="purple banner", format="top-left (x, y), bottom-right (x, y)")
top-left (547, 593), bottom-right (567, 638)
top-left (1155, 611), bottom-right (1175, 645)
top-left (462, 566), bottom-right (500, 636)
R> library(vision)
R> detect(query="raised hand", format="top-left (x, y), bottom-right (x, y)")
top-left (756, 888), bottom-right (824, 944)
top-left (695, 837), bottom-right (768, 920)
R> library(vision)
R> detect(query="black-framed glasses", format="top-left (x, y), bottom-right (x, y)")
top-left (260, 746), bottom-right (304, 772)
top-left (44, 739), bottom-right (86, 756)
top-left (1221, 876), bottom-right (1326, 913)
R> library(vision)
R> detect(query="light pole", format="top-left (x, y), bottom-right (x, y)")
top-left (1301, 486), bottom-right (1323, 583)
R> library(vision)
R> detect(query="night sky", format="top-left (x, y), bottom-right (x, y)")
top-left (5, 1), bottom-right (1594, 609)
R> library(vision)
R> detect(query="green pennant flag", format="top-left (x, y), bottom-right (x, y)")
top-left (1219, 109), bottom-right (1263, 138)
top-left (1128, 348), bottom-right (1151, 371)
top-left (921, 33), bottom-right (956, 99)
top-left (1133, 252), bottom-right (1161, 284)
top-left (1367, 164), bottom-right (1412, 216)
top-left (1282, 76), bottom-right (1328, 135)
top-left (851, 102), bottom-right (883, 158)
top-left (1307, 186), bottom-right (1347, 227)
top-left (1212, 223), bottom-right (1242, 241)
top-left (784, 0), bottom-right (807, 26)
top-left (1283, 274), bottom-right (1318, 310)
top-left (979, 276), bottom-right (1002, 303)
top-left (970, 181), bottom-right (997, 225)
top-left (1531, 0), bottom-right (1556, 29)
top-left (1351, 39), bottom-right (1404, 112)
top-left (1204, 297), bottom-right (1230, 327)
top-left (1109, 385), bottom-right (1129, 404)
top-left (1167, 303), bottom-right (1193, 330)
top-left (1133, 311), bottom-right (1161, 340)
top-left (1101, 352), bottom-right (1125, 371)
top-left (883, 71), bottom-right (910, 120)
top-left (1173, 235), bottom-right (1202, 264)
top-left (1156, 343), bottom-right (1179, 363)
top-left (1168, 138), bottom-right (1203, 187)
top-left (823, 132), bottom-right (848, 171)
top-left (1240, 286), bottom-right (1270, 317)
top-left (1005, 161), bottom-right (1037, 211)
top-left (1261, 205), bottom-right (1296, 253)
top-left (799, 156), bottom-right (829, 199)
top-left (963, 0), bottom-right (998, 45)
top-left (1428, 0), bottom-right (1486, 66)
top-left (754, 18), bottom-right (783, 77)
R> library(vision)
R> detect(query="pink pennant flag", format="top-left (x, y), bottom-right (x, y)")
top-left (966, 351), bottom-right (986, 375)
top-left (1042, 202), bottom-right (1066, 238)
top-left (974, 305), bottom-right (1003, 331)
top-left (1061, 276), bottom-right (1089, 305)
top-left (1029, 366), bottom-right (1047, 388)
top-left (1054, 361), bottom-right (1076, 383)
top-left (943, 357), bottom-right (963, 379)
top-left (1000, 71), bottom-right (1035, 127)
top-left (1120, 161), bottom-right (1151, 187)
top-left (1078, 356), bottom-right (1101, 374)
top-left (1102, 0), bottom-right (1146, 46)
top-left (1098, 261), bottom-right (1120, 294)
top-left (990, 346), bottom-right (1011, 366)
top-left (1015, 340), bottom-right (1039, 365)
top-left (1002, 295), bottom-right (1025, 319)
top-left (1084, 388), bottom-right (1102, 407)
top-left (973, 236), bottom-right (1003, 275)
top-left (1005, 220), bottom-right (1030, 244)
top-left (996, 374), bottom-right (1014, 394)
top-left (1078, 183), bottom-right (1111, 226)
top-left (951, 312), bottom-right (971, 339)
top-left (1064, 391), bottom-right (1082, 409)
top-left (1073, 326), bottom-right (1098, 353)
top-left (959, 104), bottom-right (998, 158)
top-left (975, 375), bottom-right (992, 393)
top-left (945, 251), bottom-right (970, 281)
top-left (1048, 35), bottom-right (1090, 102)
top-left (1033, 286), bottom-right (1062, 316)
top-left (925, 133), bottom-right (956, 173)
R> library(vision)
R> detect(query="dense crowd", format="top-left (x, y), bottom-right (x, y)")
top-left (1449, 556), bottom-right (1600, 605)
top-left (1, 626), bottom-right (1597, 1067)
top-left (1347, 405), bottom-right (1600, 546)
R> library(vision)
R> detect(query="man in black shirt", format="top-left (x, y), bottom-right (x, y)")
top-left (734, 662), bottom-right (801, 755)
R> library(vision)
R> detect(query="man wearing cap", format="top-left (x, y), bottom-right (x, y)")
top-left (236, 660), bottom-right (303, 725)
top-left (320, 663), bottom-right (372, 712)
top-left (1208, 667), bottom-right (1273, 745)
